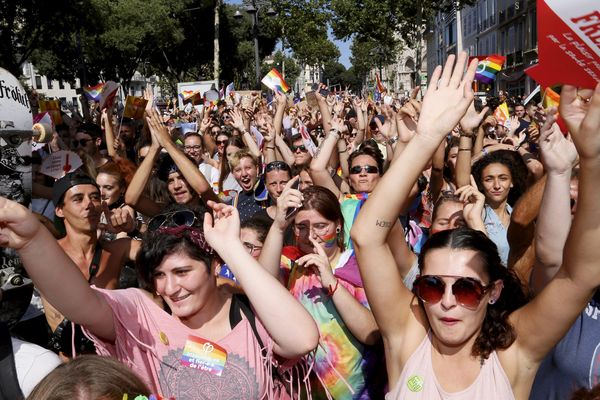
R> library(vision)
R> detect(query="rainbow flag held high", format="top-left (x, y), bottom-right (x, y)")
top-left (375, 73), bottom-right (386, 93)
top-left (475, 55), bottom-right (506, 84)
top-left (261, 68), bottom-right (289, 93)
top-left (83, 83), bottom-right (104, 102)
top-left (493, 102), bottom-right (510, 128)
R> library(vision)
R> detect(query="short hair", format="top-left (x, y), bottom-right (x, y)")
top-left (28, 355), bottom-right (150, 400)
top-left (348, 143), bottom-right (385, 176)
top-left (184, 132), bottom-right (202, 142)
top-left (229, 149), bottom-right (258, 170)
top-left (241, 215), bottom-right (272, 243)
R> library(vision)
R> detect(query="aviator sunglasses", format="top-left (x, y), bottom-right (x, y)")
top-left (349, 165), bottom-right (379, 175)
top-left (148, 210), bottom-right (198, 231)
top-left (413, 275), bottom-right (495, 310)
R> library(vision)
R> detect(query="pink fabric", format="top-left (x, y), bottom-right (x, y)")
top-left (84, 287), bottom-right (290, 400)
top-left (386, 333), bottom-right (514, 399)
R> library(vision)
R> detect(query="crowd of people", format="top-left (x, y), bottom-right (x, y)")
top-left (1, 51), bottom-right (600, 399)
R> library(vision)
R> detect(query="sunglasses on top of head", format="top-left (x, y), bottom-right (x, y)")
top-left (350, 165), bottom-right (379, 175)
top-left (413, 275), bottom-right (496, 310)
top-left (148, 210), bottom-right (198, 231)
top-left (291, 144), bottom-right (308, 153)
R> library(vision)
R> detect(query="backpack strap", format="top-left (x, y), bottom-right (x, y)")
top-left (0, 323), bottom-right (24, 400)
top-left (229, 294), bottom-right (264, 351)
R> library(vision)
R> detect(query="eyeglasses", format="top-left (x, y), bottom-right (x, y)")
top-left (265, 161), bottom-right (291, 173)
top-left (73, 138), bottom-right (92, 147)
top-left (350, 165), bottom-right (379, 175)
top-left (242, 241), bottom-right (263, 254)
top-left (184, 145), bottom-right (202, 151)
top-left (293, 222), bottom-right (331, 237)
top-left (216, 139), bottom-right (228, 145)
top-left (148, 210), bottom-right (198, 231)
top-left (413, 275), bottom-right (494, 310)
top-left (291, 144), bottom-right (308, 153)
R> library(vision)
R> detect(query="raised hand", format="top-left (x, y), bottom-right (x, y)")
top-left (540, 108), bottom-right (578, 175)
top-left (560, 84), bottom-right (600, 160)
top-left (99, 202), bottom-right (135, 234)
top-left (296, 236), bottom-right (336, 288)
top-left (418, 52), bottom-right (478, 141)
top-left (145, 108), bottom-right (170, 148)
top-left (455, 175), bottom-right (486, 230)
top-left (0, 197), bottom-right (42, 250)
top-left (229, 108), bottom-right (246, 132)
top-left (203, 201), bottom-right (241, 253)
top-left (459, 101), bottom-right (489, 133)
top-left (274, 177), bottom-right (303, 231)
top-left (143, 86), bottom-right (154, 114)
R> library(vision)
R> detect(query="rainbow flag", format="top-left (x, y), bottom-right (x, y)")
top-left (493, 102), bottom-right (510, 128)
top-left (180, 90), bottom-right (202, 105)
top-left (83, 83), bottom-right (104, 102)
top-left (475, 55), bottom-right (506, 84)
top-left (375, 73), bottom-right (386, 93)
top-left (341, 193), bottom-right (368, 250)
top-left (261, 68), bottom-right (289, 93)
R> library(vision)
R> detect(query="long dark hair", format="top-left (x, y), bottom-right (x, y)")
top-left (417, 228), bottom-right (528, 360)
top-left (472, 150), bottom-right (528, 206)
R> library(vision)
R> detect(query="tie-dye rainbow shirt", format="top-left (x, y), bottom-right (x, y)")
top-left (280, 246), bottom-right (386, 399)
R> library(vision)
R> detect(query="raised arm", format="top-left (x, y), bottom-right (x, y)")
top-left (0, 198), bottom-right (116, 341)
top-left (309, 118), bottom-right (344, 198)
top-left (204, 201), bottom-right (318, 358)
top-left (124, 138), bottom-right (163, 217)
top-left (530, 109), bottom-right (577, 294)
top-left (457, 102), bottom-right (489, 187)
top-left (230, 108), bottom-right (260, 158)
top-left (146, 109), bottom-right (219, 204)
top-left (257, 178), bottom-right (302, 278)
top-left (510, 84), bottom-right (600, 364)
top-left (351, 53), bottom-right (477, 339)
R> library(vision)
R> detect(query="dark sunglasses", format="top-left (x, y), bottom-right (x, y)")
top-left (73, 138), bottom-right (92, 147)
top-left (265, 161), bottom-right (291, 173)
top-left (216, 139), bottom-right (228, 145)
top-left (291, 144), bottom-right (308, 153)
top-left (148, 210), bottom-right (198, 231)
top-left (413, 275), bottom-right (494, 310)
top-left (350, 165), bottom-right (379, 175)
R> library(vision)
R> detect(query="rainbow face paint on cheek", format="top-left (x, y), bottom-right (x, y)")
top-left (320, 231), bottom-right (338, 248)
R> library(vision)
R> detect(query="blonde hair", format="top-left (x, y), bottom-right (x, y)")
top-left (228, 149), bottom-right (258, 170)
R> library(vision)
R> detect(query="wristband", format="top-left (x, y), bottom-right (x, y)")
top-left (482, 148), bottom-right (489, 156)
top-left (389, 136), bottom-right (399, 145)
top-left (458, 148), bottom-right (471, 151)
top-left (266, 146), bottom-right (275, 150)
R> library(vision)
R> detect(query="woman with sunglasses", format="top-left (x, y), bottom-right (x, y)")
top-left (0, 198), bottom-right (319, 399)
top-left (259, 183), bottom-right (386, 399)
top-left (352, 53), bottom-right (600, 399)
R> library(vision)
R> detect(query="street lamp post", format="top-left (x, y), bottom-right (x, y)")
top-left (234, 0), bottom-right (276, 89)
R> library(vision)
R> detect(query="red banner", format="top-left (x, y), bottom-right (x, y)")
top-left (526, 0), bottom-right (600, 88)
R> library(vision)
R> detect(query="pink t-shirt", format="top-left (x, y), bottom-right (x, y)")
top-left (85, 287), bottom-right (290, 400)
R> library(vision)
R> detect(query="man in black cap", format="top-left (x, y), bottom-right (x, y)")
top-left (43, 169), bottom-right (140, 357)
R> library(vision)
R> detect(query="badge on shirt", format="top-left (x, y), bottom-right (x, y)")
top-left (180, 335), bottom-right (228, 376)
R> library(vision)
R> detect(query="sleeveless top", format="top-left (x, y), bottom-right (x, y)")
top-left (386, 333), bottom-right (514, 399)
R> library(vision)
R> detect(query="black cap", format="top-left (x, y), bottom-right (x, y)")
top-left (52, 170), bottom-right (99, 206)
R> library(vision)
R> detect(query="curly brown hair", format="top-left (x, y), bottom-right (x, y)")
top-left (417, 228), bottom-right (529, 360)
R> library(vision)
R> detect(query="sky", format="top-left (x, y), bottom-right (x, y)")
top-left (224, 0), bottom-right (352, 68)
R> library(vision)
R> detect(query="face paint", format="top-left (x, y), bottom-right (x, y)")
top-left (320, 231), bottom-right (338, 249)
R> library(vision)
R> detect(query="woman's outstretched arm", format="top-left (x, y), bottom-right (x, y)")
top-left (351, 53), bottom-right (478, 383)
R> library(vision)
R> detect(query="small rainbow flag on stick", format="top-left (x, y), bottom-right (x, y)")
top-left (83, 83), bottom-right (104, 102)
top-left (261, 68), bottom-right (289, 93)
top-left (475, 55), bottom-right (506, 84)
top-left (542, 86), bottom-right (568, 134)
